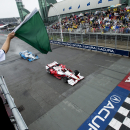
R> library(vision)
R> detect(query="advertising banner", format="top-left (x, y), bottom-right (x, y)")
top-left (78, 86), bottom-right (130, 130)
top-left (50, 41), bottom-right (129, 56)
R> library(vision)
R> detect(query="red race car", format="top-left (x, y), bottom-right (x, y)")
top-left (45, 61), bottom-right (84, 86)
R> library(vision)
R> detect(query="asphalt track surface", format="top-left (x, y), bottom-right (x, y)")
top-left (0, 34), bottom-right (129, 129)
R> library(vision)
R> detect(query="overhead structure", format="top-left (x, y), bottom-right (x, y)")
top-left (15, 0), bottom-right (30, 21)
top-left (38, 0), bottom-right (57, 24)
top-left (48, 0), bottom-right (122, 17)
top-left (48, 0), bottom-right (128, 24)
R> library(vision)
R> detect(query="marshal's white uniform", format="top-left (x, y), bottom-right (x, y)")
top-left (0, 49), bottom-right (5, 62)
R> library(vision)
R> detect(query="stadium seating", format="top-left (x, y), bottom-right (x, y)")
top-left (49, 6), bottom-right (130, 34)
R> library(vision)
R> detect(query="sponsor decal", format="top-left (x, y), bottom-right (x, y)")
top-left (50, 40), bottom-right (53, 43)
top-left (54, 41), bottom-right (58, 44)
top-left (71, 43), bottom-right (76, 47)
top-left (84, 45), bottom-right (89, 49)
top-left (87, 2), bottom-right (90, 6)
top-left (76, 44), bottom-right (83, 48)
top-left (88, 95), bottom-right (120, 130)
top-left (64, 42), bottom-right (67, 46)
top-left (78, 87), bottom-right (129, 130)
top-left (66, 43), bottom-right (71, 46)
top-left (98, 0), bottom-right (102, 4)
top-left (97, 47), bottom-right (115, 53)
top-left (125, 76), bottom-right (130, 82)
top-left (89, 46), bottom-right (97, 50)
top-left (69, 6), bottom-right (72, 10)
top-left (110, 95), bottom-right (121, 103)
top-left (50, 41), bottom-right (128, 56)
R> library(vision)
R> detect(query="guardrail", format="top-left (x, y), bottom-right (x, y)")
top-left (0, 76), bottom-right (29, 130)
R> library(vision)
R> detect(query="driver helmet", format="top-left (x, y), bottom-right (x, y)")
top-left (60, 64), bottom-right (66, 71)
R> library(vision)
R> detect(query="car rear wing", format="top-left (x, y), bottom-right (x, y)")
top-left (0, 76), bottom-right (29, 130)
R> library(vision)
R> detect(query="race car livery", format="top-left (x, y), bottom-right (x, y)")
top-left (19, 50), bottom-right (39, 62)
top-left (46, 61), bottom-right (84, 86)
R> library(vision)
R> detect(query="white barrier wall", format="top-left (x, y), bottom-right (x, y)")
top-left (48, 0), bottom-right (120, 17)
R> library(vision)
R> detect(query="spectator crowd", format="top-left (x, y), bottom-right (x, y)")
top-left (49, 5), bottom-right (130, 34)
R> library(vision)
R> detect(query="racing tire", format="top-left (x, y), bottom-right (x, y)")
top-left (63, 77), bottom-right (68, 83)
top-left (27, 58), bottom-right (29, 61)
top-left (74, 70), bottom-right (79, 76)
top-left (20, 55), bottom-right (23, 59)
top-left (47, 68), bottom-right (50, 74)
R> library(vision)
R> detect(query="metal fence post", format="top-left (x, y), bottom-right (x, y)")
top-left (56, 33), bottom-right (57, 41)
top-left (81, 33), bottom-right (83, 44)
top-left (115, 35), bottom-right (117, 49)
top-left (60, 32), bottom-right (61, 41)
top-left (69, 32), bottom-right (71, 43)
top-left (89, 34), bottom-right (90, 45)
top-left (75, 34), bottom-right (77, 43)
top-left (105, 35), bottom-right (106, 47)
top-left (127, 36), bottom-right (129, 50)
top-left (96, 34), bottom-right (98, 46)
top-left (52, 32), bottom-right (54, 41)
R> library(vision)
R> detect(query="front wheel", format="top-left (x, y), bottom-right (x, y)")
top-left (74, 70), bottom-right (79, 76)
top-left (63, 77), bottom-right (68, 83)
top-left (47, 68), bottom-right (50, 73)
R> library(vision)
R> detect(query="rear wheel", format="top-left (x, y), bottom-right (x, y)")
top-left (74, 70), bottom-right (79, 76)
top-left (63, 77), bottom-right (68, 83)
top-left (27, 58), bottom-right (29, 61)
top-left (47, 68), bottom-right (50, 73)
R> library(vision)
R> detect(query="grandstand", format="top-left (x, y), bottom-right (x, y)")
top-left (48, 0), bottom-right (128, 24)
top-left (48, 1), bottom-right (130, 34)
top-left (0, 17), bottom-right (20, 25)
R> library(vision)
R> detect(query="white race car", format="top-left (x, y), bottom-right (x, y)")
top-left (19, 50), bottom-right (39, 62)
top-left (45, 61), bottom-right (84, 86)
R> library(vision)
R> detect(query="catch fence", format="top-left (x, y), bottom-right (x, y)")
top-left (48, 31), bottom-right (130, 57)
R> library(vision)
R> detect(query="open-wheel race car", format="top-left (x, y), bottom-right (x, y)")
top-left (19, 50), bottom-right (39, 62)
top-left (45, 61), bottom-right (84, 86)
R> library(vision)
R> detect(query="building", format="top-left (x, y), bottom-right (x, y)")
top-left (0, 17), bottom-right (19, 25)
top-left (38, 0), bottom-right (57, 24)
top-left (15, 0), bottom-right (30, 21)
top-left (48, 0), bottom-right (128, 24)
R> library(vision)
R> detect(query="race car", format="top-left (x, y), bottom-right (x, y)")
top-left (19, 50), bottom-right (39, 62)
top-left (45, 61), bottom-right (84, 86)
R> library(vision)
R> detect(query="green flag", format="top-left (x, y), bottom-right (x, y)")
top-left (13, 8), bottom-right (52, 54)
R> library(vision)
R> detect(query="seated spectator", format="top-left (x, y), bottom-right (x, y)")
top-left (49, 5), bottom-right (130, 34)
